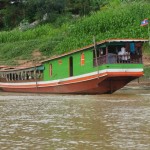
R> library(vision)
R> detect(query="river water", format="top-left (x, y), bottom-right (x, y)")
top-left (0, 87), bottom-right (150, 150)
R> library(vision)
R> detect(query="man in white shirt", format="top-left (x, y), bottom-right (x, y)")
top-left (118, 47), bottom-right (129, 63)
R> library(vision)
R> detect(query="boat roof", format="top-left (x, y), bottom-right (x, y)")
top-left (0, 65), bottom-right (8, 69)
top-left (0, 63), bottom-right (42, 73)
top-left (41, 38), bottom-right (148, 63)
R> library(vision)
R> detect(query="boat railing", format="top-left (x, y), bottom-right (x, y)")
top-left (93, 54), bottom-right (142, 66)
top-left (0, 71), bottom-right (43, 83)
top-left (0, 78), bottom-right (42, 83)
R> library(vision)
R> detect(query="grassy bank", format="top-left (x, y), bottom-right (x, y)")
top-left (144, 66), bottom-right (150, 78)
top-left (0, 2), bottom-right (150, 65)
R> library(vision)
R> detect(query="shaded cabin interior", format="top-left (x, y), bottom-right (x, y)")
top-left (42, 39), bottom-right (145, 82)
top-left (93, 41), bottom-right (143, 66)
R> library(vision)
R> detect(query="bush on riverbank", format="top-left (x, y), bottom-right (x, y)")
top-left (0, 2), bottom-right (150, 65)
top-left (144, 66), bottom-right (150, 78)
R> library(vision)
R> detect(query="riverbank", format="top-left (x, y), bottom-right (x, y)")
top-left (120, 79), bottom-right (150, 94)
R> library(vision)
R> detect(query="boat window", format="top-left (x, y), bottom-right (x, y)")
top-left (6, 74), bottom-right (9, 81)
top-left (81, 53), bottom-right (85, 66)
top-left (50, 64), bottom-right (52, 77)
top-left (58, 59), bottom-right (62, 65)
top-left (10, 73), bottom-right (12, 81)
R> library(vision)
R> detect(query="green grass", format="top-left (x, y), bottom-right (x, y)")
top-left (144, 66), bottom-right (150, 78)
top-left (143, 43), bottom-right (150, 55)
top-left (0, 2), bottom-right (150, 65)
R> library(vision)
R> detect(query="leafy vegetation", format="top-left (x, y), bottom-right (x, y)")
top-left (0, 1), bottom-right (150, 66)
top-left (144, 66), bottom-right (150, 78)
top-left (0, 0), bottom-right (105, 30)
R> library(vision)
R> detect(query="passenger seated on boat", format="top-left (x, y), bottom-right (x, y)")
top-left (118, 47), bottom-right (130, 63)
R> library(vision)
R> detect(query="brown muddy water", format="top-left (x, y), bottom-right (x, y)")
top-left (0, 87), bottom-right (150, 150)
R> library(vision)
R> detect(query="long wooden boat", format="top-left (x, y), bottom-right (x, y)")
top-left (0, 38), bottom-right (148, 94)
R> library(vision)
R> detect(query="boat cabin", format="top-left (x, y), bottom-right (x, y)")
top-left (93, 39), bottom-right (144, 66)
top-left (41, 39), bottom-right (147, 81)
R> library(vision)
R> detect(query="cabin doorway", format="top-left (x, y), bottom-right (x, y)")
top-left (69, 56), bottom-right (73, 77)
